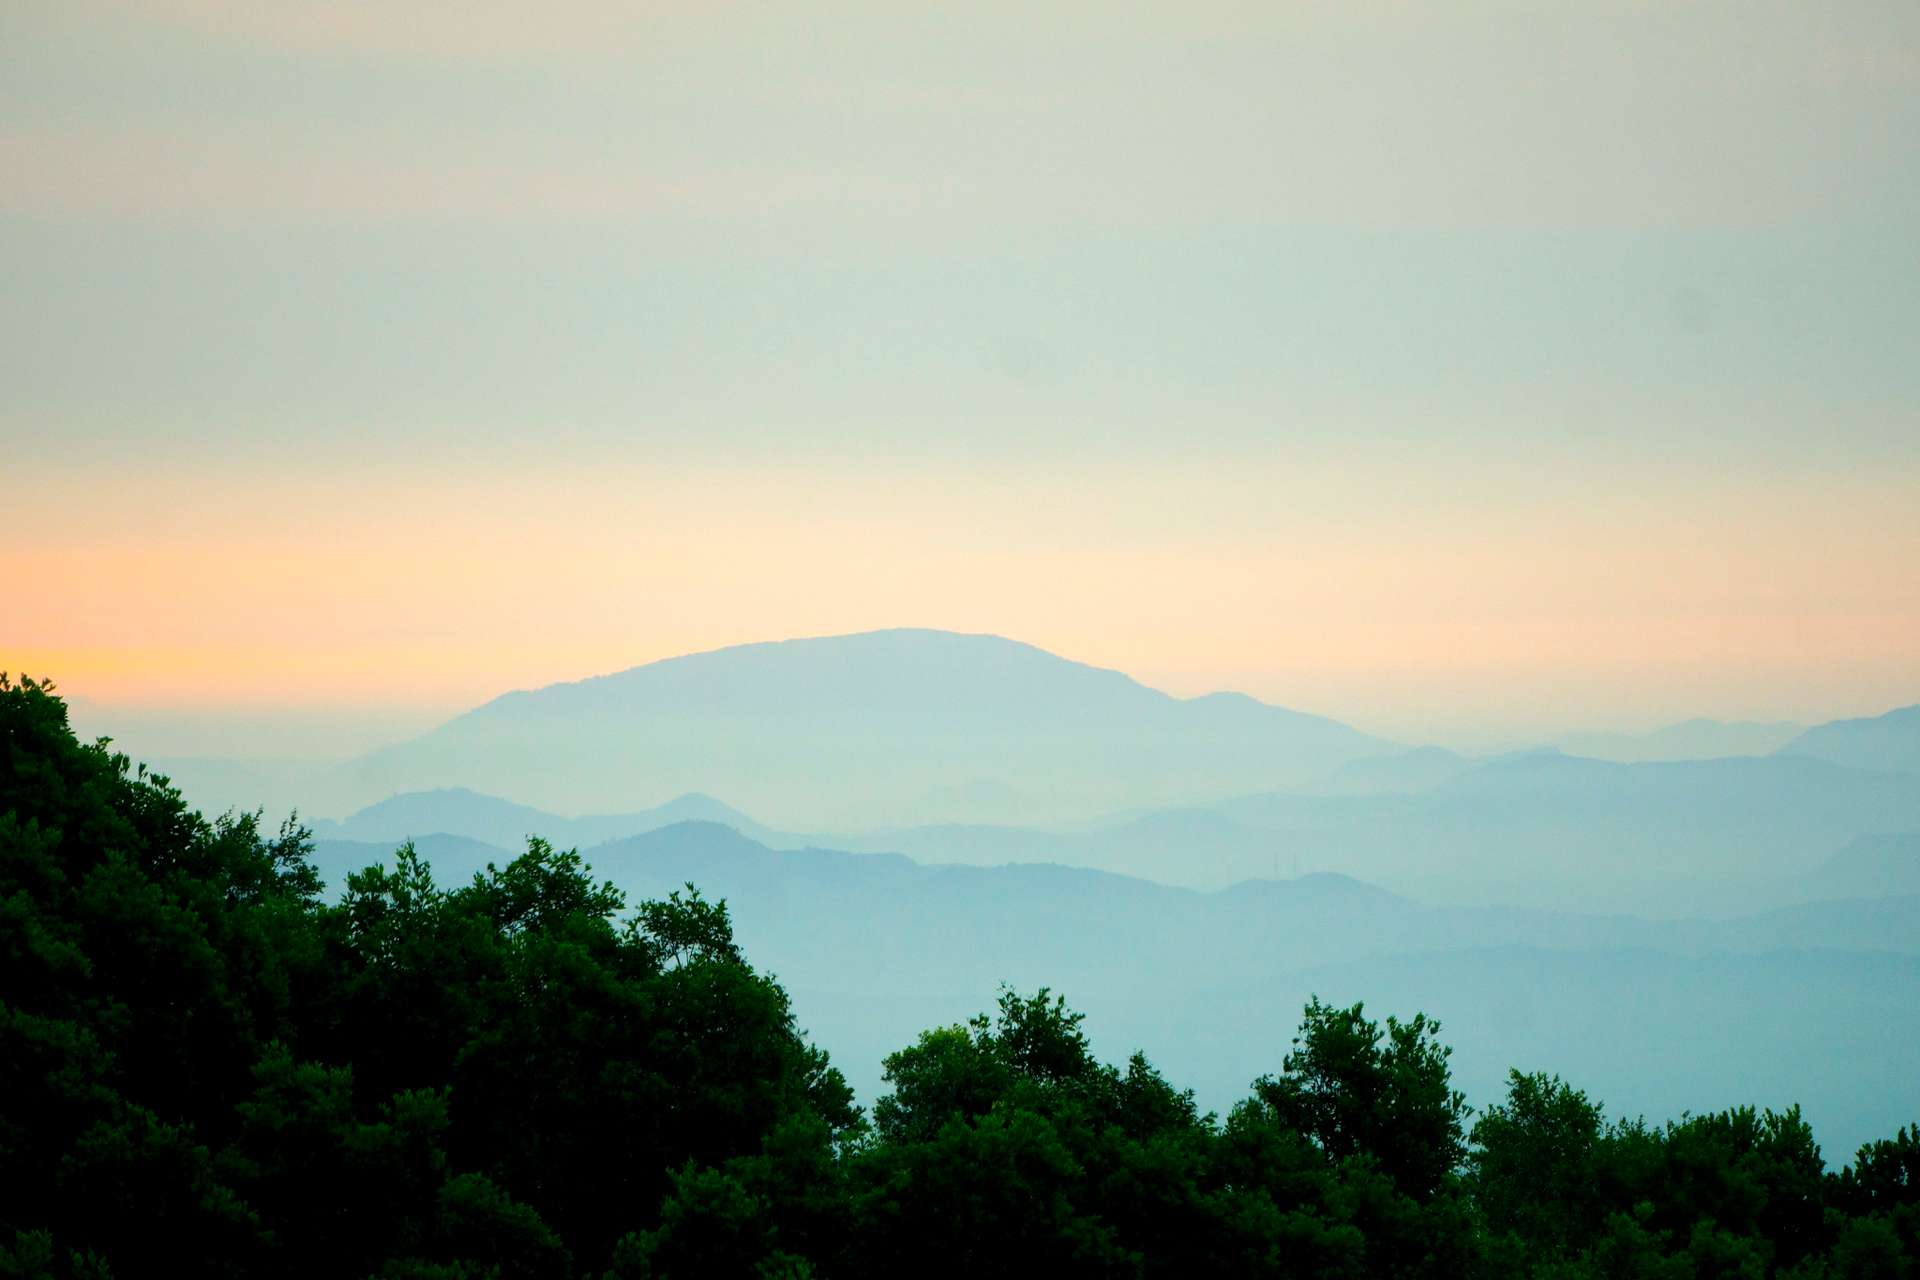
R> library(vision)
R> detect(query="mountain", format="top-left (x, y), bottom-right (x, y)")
top-left (312, 821), bottom-right (1920, 986)
top-left (330, 630), bottom-right (1396, 826)
top-left (1552, 718), bottom-right (1803, 763)
top-left (1214, 752), bottom-right (1920, 909)
top-left (311, 786), bottom-right (776, 850)
top-left (600, 826), bottom-right (1920, 1156)
top-left (339, 743), bottom-right (1919, 917)
top-left (822, 752), bottom-right (1920, 913)
top-left (1779, 703), bottom-right (1920, 775)
top-left (313, 821), bottom-right (1920, 1157)
top-left (309, 832), bottom-right (511, 892)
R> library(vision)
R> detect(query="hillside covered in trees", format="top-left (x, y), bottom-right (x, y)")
top-left (3, 675), bottom-right (1916, 1279)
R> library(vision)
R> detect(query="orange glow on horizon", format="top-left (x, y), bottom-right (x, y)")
top-left (8, 450), bottom-right (1918, 741)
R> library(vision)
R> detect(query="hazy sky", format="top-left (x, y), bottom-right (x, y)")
top-left (5, 0), bottom-right (1918, 753)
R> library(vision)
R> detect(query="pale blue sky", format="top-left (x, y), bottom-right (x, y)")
top-left (5, 1), bottom-right (1918, 750)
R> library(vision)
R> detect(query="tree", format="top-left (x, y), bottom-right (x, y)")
top-left (1253, 997), bottom-right (1469, 1203)
top-left (0, 676), bottom-right (855, 1276)
top-left (1470, 1071), bottom-right (1608, 1258)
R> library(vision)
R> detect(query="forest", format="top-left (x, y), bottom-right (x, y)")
top-left (3, 674), bottom-right (1916, 1279)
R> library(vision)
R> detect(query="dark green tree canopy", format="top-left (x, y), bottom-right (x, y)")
top-left (0, 675), bottom-right (853, 1278)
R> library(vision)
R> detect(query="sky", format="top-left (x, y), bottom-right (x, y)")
top-left (4, 0), bottom-right (1918, 755)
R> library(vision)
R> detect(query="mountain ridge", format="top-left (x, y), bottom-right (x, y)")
top-left (331, 629), bottom-right (1398, 827)
top-left (303, 817), bottom-right (1920, 1155)
top-left (1779, 703), bottom-right (1920, 775)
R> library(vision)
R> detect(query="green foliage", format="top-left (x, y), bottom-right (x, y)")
top-left (1253, 997), bottom-right (1469, 1204)
top-left (0, 675), bottom-right (853, 1276)
top-left (2, 673), bottom-right (1916, 1277)
top-left (1471, 1071), bottom-right (1609, 1258)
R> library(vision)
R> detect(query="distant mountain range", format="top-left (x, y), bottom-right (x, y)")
top-left (1780, 703), bottom-right (1920, 775)
top-left (311, 819), bottom-right (1920, 967)
top-left (310, 787), bottom-right (777, 850)
top-left (312, 739), bottom-right (1920, 915)
top-left (138, 635), bottom-right (1915, 837)
top-left (78, 633), bottom-right (1920, 1166)
top-left (1551, 718), bottom-right (1804, 763)
top-left (327, 629), bottom-right (1398, 826)
top-left (828, 752), bottom-right (1920, 913)
top-left (308, 819), bottom-right (1920, 1159)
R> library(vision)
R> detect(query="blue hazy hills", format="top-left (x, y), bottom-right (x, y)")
top-left (312, 751), bottom-right (1920, 916)
top-left (227, 628), bottom-right (1920, 1157)
top-left (1782, 703), bottom-right (1920, 775)
top-left (309, 816), bottom-right (1920, 1159)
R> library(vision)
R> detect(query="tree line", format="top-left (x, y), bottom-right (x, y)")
top-left (2, 674), bottom-right (1915, 1278)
